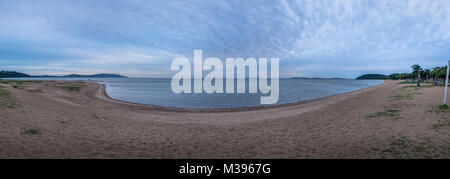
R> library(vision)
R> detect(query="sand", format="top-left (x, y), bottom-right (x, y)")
top-left (0, 80), bottom-right (449, 159)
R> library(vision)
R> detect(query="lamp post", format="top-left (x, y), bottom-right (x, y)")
top-left (444, 60), bottom-right (449, 105)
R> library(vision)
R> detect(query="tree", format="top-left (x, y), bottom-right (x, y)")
top-left (423, 69), bottom-right (431, 82)
top-left (389, 73), bottom-right (400, 80)
top-left (438, 66), bottom-right (448, 79)
top-left (0, 71), bottom-right (31, 78)
top-left (430, 66), bottom-right (449, 85)
top-left (411, 64), bottom-right (423, 73)
top-left (411, 64), bottom-right (423, 86)
top-left (356, 74), bottom-right (387, 80)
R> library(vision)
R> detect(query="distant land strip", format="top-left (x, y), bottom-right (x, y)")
top-left (0, 71), bottom-right (127, 78)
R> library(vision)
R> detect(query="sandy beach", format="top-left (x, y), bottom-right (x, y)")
top-left (0, 80), bottom-right (449, 159)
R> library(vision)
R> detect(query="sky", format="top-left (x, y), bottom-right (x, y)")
top-left (0, 0), bottom-right (450, 78)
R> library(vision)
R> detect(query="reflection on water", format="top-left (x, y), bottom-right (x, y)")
top-left (3, 77), bottom-right (383, 109)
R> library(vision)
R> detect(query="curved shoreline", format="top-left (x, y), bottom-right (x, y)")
top-left (7, 80), bottom-right (449, 158)
top-left (97, 80), bottom-right (386, 113)
top-left (6, 79), bottom-right (449, 158)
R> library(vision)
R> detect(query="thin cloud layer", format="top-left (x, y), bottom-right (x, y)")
top-left (0, 0), bottom-right (449, 77)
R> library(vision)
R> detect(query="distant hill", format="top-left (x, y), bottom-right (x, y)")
top-left (356, 74), bottom-right (387, 80)
top-left (0, 71), bottom-right (31, 78)
top-left (0, 71), bottom-right (127, 78)
top-left (291, 77), bottom-right (348, 80)
top-left (62, 73), bottom-right (127, 78)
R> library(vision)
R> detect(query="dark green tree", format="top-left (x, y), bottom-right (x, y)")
top-left (411, 64), bottom-right (423, 86)
top-left (423, 69), bottom-right (431, 82)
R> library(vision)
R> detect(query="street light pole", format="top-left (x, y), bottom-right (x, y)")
top-left (444, 60), bottom-right (449, 105)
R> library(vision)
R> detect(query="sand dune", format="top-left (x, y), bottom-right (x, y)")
top-left (0, 80), bottom-right (449, 158)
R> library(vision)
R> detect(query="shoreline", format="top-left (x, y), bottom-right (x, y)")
top-left (98, 80), bottom-right (386, 113)
top-left (1, 78), bottom-right (385, 112)
top-left (1, 79), bottom-right (449, 158)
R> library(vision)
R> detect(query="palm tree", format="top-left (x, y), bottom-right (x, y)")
top-left (411, 64), bottom-right (422, 86)
top-left (432, 67), bottom-right (441, 85)
top-left (423, 69), bottom-right (431, 83)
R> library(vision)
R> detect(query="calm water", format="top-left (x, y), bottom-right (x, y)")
top-left (4, 77), bottom-right (383, 108)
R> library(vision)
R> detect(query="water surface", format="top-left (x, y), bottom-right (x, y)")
top-left (3, 77), bottom-right (383, 108)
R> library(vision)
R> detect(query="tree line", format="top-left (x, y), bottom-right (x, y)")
top-left (388, 64), bottom-right (448, 85)
top-left (357, 64), bottom-right (448, 85)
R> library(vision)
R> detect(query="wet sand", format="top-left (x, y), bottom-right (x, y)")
top-left (0, 80), bottom-right (449, 158)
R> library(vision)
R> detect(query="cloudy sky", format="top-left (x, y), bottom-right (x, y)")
top-left (1, 0), bottom-right (449, 78)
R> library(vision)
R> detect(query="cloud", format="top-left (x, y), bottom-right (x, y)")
top-left (0, 0), bottom-right (449, 78)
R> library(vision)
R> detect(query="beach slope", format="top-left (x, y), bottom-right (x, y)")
top-left (0, 80), bottom-right (449, 158)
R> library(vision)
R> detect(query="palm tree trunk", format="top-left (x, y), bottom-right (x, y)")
top-left (417, 71), bottom-right (420, 86)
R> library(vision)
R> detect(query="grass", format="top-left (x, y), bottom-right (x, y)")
top-left (389, 85), bottom-right (432, 101)
top-left (425, 104), bottom-right (450, 130)
top-left (366, 108), bottom-right (400, 120)
top-left (53, 82), bottom-right (83, 92)
top-left (0, 86), bottom-right (16, 108)
top-left (2, 80), bottom-right (82, 92)
top-left (428, 104), bottom-right (450, 113)
top-left (56, 81), bottom-right (85, 85)
top-left (431, 105), bottom-right (450, 130)
top-left (398, 81), bottom-right (433, 84)
top-left (390, 93), bottom-right (415, 101)
top-left (60, 86), bottom-right (81, 92)
top-left (0, 80), bottom-right (12, 84)
top-left (0, 80), bottom-right (41, 84)
top-left (400, 85), bottom-right (434, 90)
top-left (366, 104), bottom-right (401, 120)
top-left (373, 136), bottom-right (450, 159)
top-left (26, 89), bottom-right (43, 93)
top-left (413, 85), bottom-right (434, 88)
top-left (0, 80), bottom-right (42, 90)
top-left (23, 128), bottom-right (41, 135)
top-left (92, 113), bottom-right (101, 119)
top-left (439, 104), bottom-right (449, 111)
top-left (432, 119), bottom-right (450, 131)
